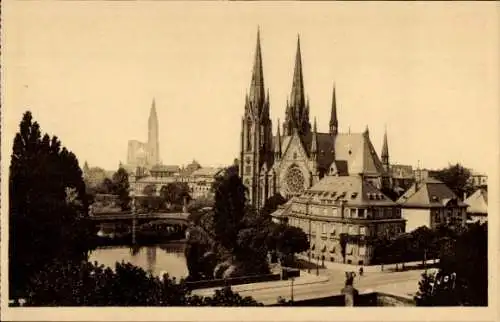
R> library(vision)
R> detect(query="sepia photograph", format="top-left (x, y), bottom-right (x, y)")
top-left (1, 0), bottom-right (498, 320)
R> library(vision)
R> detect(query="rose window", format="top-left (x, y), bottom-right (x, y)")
top-left (285, 166), bottom-right (305, 194)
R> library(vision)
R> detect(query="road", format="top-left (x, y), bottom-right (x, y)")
top-left (193, 268), bottom-right (425, 305)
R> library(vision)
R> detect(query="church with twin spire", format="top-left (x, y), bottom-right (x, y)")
top-left (239, 30), bottom-right (392, 210)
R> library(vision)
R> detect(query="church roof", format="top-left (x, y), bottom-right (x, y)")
top-left (464, 188), bottom-right (488, 214)
top-left (397, 178), bottom-right (467, 208)
top-left (272, 131), bottom-right (385, 176)
top-left (299, 175), bottom-right (396, 207)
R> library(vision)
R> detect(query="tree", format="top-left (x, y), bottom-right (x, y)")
top-left (212, 168), bottom-right (246, 251)
top-left (9, 111), bottom-right (95, 298)
top-left (269, 224), bottom-right (309, 265)
top-left (261, 193), bottom-right (287, 217)
top-left (160, 182), bottom-right (191, 207)
top-left (433, 163), bottom-right (474, 199)
top-left (143, 184), bottom-right (156, 197)
top-left (414, 223), bottom-right (487, 306)
top-left (23, 260), bottom-right (263, 306)
top-left (111, 167), bottom-right (131, 210)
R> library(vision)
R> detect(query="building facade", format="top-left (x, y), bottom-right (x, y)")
top-left (239, 30), bottom-right (392, 210)
top-left (397, 178), bottom-right (468, 232)
top-left (464, 188), bottom-right (488, 224)
top-left (127, 99), bottom-right (161, 169)
top-left (129, 163), bottom-right (222, 200)
top-left (273, 176), bottom-right (405, 266)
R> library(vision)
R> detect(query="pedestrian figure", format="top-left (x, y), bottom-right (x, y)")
top-left (359, 266), bottom-right (364, 277)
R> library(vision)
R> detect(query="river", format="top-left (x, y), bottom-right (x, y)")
top-left (88, 241), bottom-right (189, 279)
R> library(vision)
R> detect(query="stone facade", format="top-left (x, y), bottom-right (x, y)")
top-left (274, 175), bottom-right (405, 266)
top-left (239, 30), bottom-right (392, 211)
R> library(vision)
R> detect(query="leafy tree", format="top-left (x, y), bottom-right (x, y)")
top-left (9, 111), bottom-right (95, 298)
top-left (212, 168), bottom-right (246, 251)
top-left (143, 184), bottom-right (156, 197)
top-left (414, 223), bottom-right (487, 306)
top-left (433, 163), bottom-right (474, 199)
top-left (23, 260), bottom-right (262, 306)
top-left (269, 224), bottom-right (309, 265)
top-left (84, 166), bottom-right (109, 194)
top-left (160, 182), bottom-right (191, 206)
top-left (261, 193), bottom-right (287, 217)
top-left (111, 167), bottom-right (131, 210)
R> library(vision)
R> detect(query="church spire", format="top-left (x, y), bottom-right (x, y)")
top-left (248, 27), bottom-right (265, 112)
top-left (381, 126), bottom-right (389, 169)
top-left (290, 34), bottom-right (305, 111)
top-left (275, 119), bottom-right (282, 158)
top-left (329, 84), bottom-right (338, 135)
top-left (311, 117), bottom-right (318, 157)
top-left (148, 97), bottom-right (160, 166)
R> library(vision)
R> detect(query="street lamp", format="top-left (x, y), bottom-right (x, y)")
top-left (290, 276), bottom-right (295, 303)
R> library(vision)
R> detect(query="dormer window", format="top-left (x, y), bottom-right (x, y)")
top-left (351, 192), bottom-right (358, 199)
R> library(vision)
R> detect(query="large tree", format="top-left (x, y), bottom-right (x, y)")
top-left (111, 167), bottom-right (131, 210)
top-left (160, 182), bottom-right (191, 207)
top-left (211, 168), bottom-right (246, 251)
top-left (414, 223), bottom-right (487, 306)
top-left (9, 111), bottom-right (95, 298)
top-left (433, 163), bottom-right (474, 198)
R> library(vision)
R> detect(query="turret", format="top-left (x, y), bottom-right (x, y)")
top-left (329, 85), bottom-right (338, 136)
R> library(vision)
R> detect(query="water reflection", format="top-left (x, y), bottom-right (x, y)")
top-left (89, 242), bottom-right (188, 279)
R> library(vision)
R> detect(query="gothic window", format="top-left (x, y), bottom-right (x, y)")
top-left (293, 152), bottom-right (298, 160)
top-left (284, 165), bottom-right (305, 195)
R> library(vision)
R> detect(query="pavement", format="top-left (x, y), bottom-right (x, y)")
top-left (192, 268), bottom-right (425, 305)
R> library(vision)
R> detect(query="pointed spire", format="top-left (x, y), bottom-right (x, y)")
top-left (290, 34), bottom-right (305, 110)
top-left (311, 117), bottom-right (318, 155)
top-left (275, 119), bottom-right (282, 157)
top-left (329, 84), bottom-right (338, 135)
top-left (150, 97), bottom-right (157, 118)
top-left (364, 125), bottom-right (370, 137)
top-left (381, 125), bottom-right (389, 166)
top-left (249, 27), bottom-right (265, 110)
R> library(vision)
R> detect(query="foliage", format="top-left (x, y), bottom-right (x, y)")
top-left (268, 224), bottom-right (309, 265)
top-left (143, 184), bottom-right (156, 196)
top-left (433, 163), bottom-right (474, 198)
top-left (261, 193), bottom-right (287, 217)
top-left (414, 223), bottom-right (487, 306)
top-left (23, 260), bottom-right (262, 306)
top-left (160, 182), bottom-right (191, 206)
top-left (84, 166), bottom-right (110, 195)
top-left (212, 168), bottom-right (246, 251)
top-left (112, 167), bottom-right (131, 211)
top-left (9, 111), bottom-right (96, 298)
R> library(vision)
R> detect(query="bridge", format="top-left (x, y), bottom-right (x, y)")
top-left (89, 211), bottom-right (190, 224)
top-left (89, 211), bottom-right (190, 243)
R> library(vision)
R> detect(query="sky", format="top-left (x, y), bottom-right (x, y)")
top-left (2, 1), bottom-right (498, 174)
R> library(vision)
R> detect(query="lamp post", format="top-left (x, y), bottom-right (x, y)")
top-left (290, 276), bottom-right (295, 303)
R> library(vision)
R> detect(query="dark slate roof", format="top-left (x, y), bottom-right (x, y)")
top-left (397, 177), bottom-right (467, 208)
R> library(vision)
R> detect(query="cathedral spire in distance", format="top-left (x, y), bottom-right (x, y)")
top-left (148, 97), bottom-right (160, 166)
top-left (248, 27), bottom-right (265, 113)
top-left (329, 84), bottom-right (338, 135)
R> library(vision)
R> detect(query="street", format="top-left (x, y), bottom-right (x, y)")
top-left (193, 268), bottom-right (425, 305)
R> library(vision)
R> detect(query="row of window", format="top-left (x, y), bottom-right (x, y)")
top-left (288, 217), bottom-right (403, 239)
top-left (292, 204), bottom-right (401, 220)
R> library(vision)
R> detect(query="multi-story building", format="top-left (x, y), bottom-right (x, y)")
top-left (469, 172), bottom-right (488, 188)
top-left (239, 30), bottom-right (392, 211)
top-left (129, 163), bottom-right (222, 200)
top-left (397, 178), bottom-right (468, 232)
top-left (464, 188), bottom-right (488, 224)
top-left (272, 175), bottom-right (405, 266)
